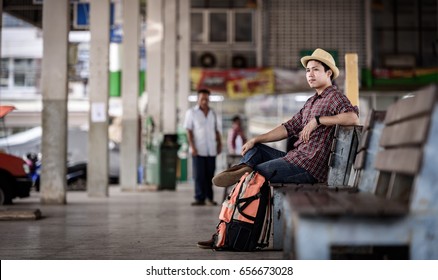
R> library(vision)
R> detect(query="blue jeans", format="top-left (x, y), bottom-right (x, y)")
top-left (192, 156), bottom-right (216, 201)
top-left (240, 143), bottom-right (317, 184)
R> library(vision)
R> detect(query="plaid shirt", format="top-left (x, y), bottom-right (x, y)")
top-left (282, 85), bottom-right (358, 182)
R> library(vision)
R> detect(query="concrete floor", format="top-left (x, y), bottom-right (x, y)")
top-left (0, 183), bottom-right (282, 260)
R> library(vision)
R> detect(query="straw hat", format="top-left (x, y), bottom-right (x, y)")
top-left (300, 48), bottom-right (339, 79)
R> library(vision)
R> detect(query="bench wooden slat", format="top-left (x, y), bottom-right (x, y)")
top-left (353, 149), bottom-right (366, 170)
top-left (330, 138), bottom-right (337, 152)
top-left (363, 110), bottom-right (386, 131)
top-left (333, 125), bottom-right (340, 138)
top-left (385, 88), bottom-right (436, 125)
top-left (362, 109), bottom-right (375, 131)
top-left (287, 193), bottom-right (318, 215)
top-left (356, 130), bottom-right (370, 152)
top-left (288, 192), bottom-right (347, 215)
top-left (375, 147), bottom-right (422, 174)
top-left (329, 192), bottom-right (408, 216)
top-left (289, 191), bottom-right (408, 217)
top-left (307, 192), bottom-right (349, 215)
top-left (380, 116), bottom-right (430, 147)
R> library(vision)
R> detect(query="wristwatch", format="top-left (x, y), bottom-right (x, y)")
top-left (315, 115), bottom-right (321, 125)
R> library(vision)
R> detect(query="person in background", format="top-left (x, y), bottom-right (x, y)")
top-left (184, 88), bottom-right (222, 206)
top-left (227, 115), bottom-right (247, 155)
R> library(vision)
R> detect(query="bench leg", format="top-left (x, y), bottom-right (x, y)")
top-left (290, 216), bottom-right (423, 259)
top-left (293, 216), bottom-right (331, 259)
top-left (410, 216), bottom-right (438, 259)
top-left (272, 189), bottom-right (285, 250)
top-left (282, 207), bottom-right (294, 259)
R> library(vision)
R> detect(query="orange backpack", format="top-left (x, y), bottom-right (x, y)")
top-left (213, 171), bottom-right (272, 251)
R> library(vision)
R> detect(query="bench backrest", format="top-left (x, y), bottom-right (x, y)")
top-left (326, 125), bottom-right (362, 186)
top-left (283, 125), bottom-right (361, 187)
top-left (373, 84), bottom-right (438, 207)
top-left (352, 110), bottom-right (386, 192)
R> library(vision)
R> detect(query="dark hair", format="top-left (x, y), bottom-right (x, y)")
top-left (320, 61), bottom-right (334, 81)
top-left (232, 115), bottom-right (241, 122)
top-left (197, 88), bottom-right (211, 95)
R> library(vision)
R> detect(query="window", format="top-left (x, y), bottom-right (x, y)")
top-left (234, 12), bottom-right (253, 42)
top-left (190, 1), bottom-right (259, 69)
top-left (191, 12), bottom-right (204, 42)
top-left (209, 13), bottom-right (228, 42)
top-left (14, 59), bottom-right (37, 87)
top-left (0, 59), bottom-right (10, 87)
top-left (190, 11), bottom-right (254, 44)
top-left (0, 58), bottom-right (40, 89)
top-left (372, 0), bottom-right (437, 67)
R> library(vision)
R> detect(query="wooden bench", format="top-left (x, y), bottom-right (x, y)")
top-left (270, 123), bottom-right (363, 250)
top-left (282, 84), bottom-right (438, 259)
top-left (280, 110), bottom-right (386, 257)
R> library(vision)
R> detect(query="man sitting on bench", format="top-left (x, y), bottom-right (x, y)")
top-left (212, 48), bottom-right (359, 187)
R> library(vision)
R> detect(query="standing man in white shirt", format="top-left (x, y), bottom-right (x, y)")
top-left (184, 89), bottom-right (222, 206)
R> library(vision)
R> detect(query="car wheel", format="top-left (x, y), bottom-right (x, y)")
top-left (67, 177), bottom-right (87, 191)
top-left (0, 186), bottom-right (6, 205)
top-left (0, 180), bottom-right (13, 205)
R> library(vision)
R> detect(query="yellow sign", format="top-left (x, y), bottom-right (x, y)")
top-left (191, 68), bottom-right (275, 99)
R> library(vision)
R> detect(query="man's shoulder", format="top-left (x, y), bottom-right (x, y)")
top-left (322, 86), bottom-right (346, 99)
top-left (187, 106), bottom-right (200, 115)
top-left (325, 85), bottom-right (342, 94)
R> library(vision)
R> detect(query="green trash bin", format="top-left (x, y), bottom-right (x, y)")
top-left (160, 134), bottom-right (179, 190)
top-left (146, 133), bottom-right (179, 190)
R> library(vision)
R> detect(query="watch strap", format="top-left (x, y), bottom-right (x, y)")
top-left (315, 115), bottom-right (321, 125)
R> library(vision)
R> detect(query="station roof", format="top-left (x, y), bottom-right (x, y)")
top-left (3, 0), bottom-right (43, 28)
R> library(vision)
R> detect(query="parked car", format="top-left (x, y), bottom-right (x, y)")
top-left (0, 152), bottom-right (32, 205)
top-left (0, 106), bottom-right (32, 205)
top-left (0, 127), bottom-right (121, 186)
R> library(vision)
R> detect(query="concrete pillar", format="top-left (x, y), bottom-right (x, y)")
top-left (146, 0), bottom-right (163, 131)
top-left (0, 0), bottom-right (3, 57)
top-left (40, 0), bottom-right (69, 204)
top-left (88, 0), bottom-right (110, 197)
top-left (120, 0), bottom-right (140, 191)
top-left (177, 0), bottom-right (190, 128)
top-left (163, 0), bottom-right (177, 133)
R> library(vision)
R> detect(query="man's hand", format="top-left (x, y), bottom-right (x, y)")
top-left (241, 138), bottom-right (256, 156)
top-left (217, 142), bottom-right (222, 155)
top-left (299, 118), bottom-right (318, 143)
top-left (191, 146), bottom-right (198, 156)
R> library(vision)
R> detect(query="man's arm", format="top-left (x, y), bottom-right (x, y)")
top-left (300, 111), bottom-right (359, 143)
top-left (216, 130), bottom-right (222, 154)
top-left (186, 129), bottom-right (198, 156)
top-left (241, 124), bottom-right (288, 155)
top-left (318, 111), bottom-right (360, 126)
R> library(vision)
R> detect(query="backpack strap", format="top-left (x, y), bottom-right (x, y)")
top-left (236, 194), bottom-right (261, 221)
top-left (257, 184), bottom-right (273, 249)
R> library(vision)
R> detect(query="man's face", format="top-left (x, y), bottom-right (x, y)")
top-left (197, 92), bottom-right (210, 109)
top-left (305, 60), bottom-right (332, 89)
